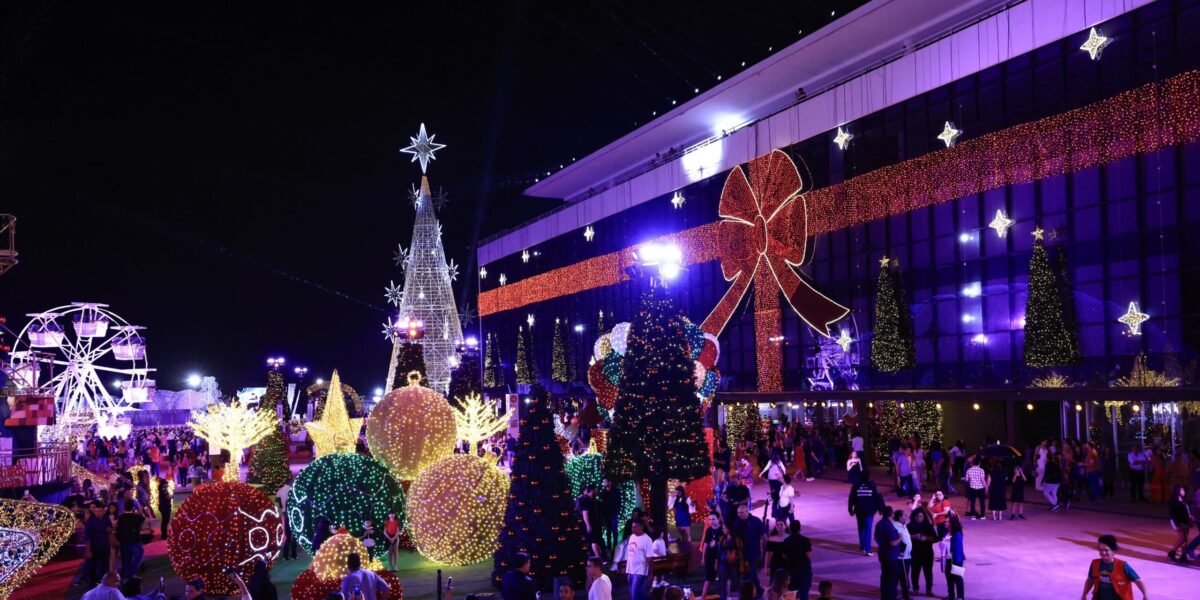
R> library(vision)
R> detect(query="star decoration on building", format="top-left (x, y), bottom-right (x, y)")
top-left (1080, 27), bottom-right (1111, 61)
top-left (459, 305), bottom-right (477, 329)
top-left (1118, 301), bottom-right (1148, 336)
top-left (521, 250), bottom-right (530, 263)
top-left (833, 127), bottom-right (854, 150)
top-left (584, 225), bottom-right (595, 242)
top-left (499, 273), bottom-right (507, 286)
top-left (671, 191), bottom-right (686, 209)
top-left (835, 330), bottom-right (854, 353)
top-left (393, 245), bottom-right (409, 270)
top-left (988, 209), bottom-right (1015, 238)
top-left (878, 255), bottom-right (890, 267)
top-left (381, 318), bottom-right (398, 340)
top-left (399, 123), bottom-right (446, 173)
top-left (384, 281), bottom-right (404, 306)
top-left (1031, 226), bottom-right (1045, 241)
top-left (408, 183), bottom-right (422, 209)
top-left (305, 371), bottom-right (364, 458)
top-left (431, 186), bottom-right (450, 211)
top-left (937, 121), bottom-right (962, 147)
top-left (526, 314), bottom-right (535, 328)
top-left (445, 259), bottom-right (459, 283)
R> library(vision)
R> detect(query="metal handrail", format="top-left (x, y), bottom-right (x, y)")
top-left (0, 444), bottom-right (73, 489)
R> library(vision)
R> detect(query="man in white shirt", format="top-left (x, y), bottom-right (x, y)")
top-left (81, 570), bottom-right (125, 600)
top-left (624, 520), bottom-right (652, 600)
top-left (587, 556), bottom-right (612, 600)
top-left (892, 510), bottom-right (913, 600)
top-left (964, 458), bottom-right (987, 519)
top-left (341, 553), bottom-right (390, 600)
top-left (1127, 444), bottom-right (1150, 502)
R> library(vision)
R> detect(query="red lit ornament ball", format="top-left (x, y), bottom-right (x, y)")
top-left (167, 481), bottom-right (283, 595)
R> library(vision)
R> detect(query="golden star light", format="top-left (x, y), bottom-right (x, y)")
top-left (878, 255), bottom-right (890, 267)
top-left (671, 191), bottom-right (686, 209)
top-left (399, 123), bottom-right (446, 173)
top-left (835, 330), bottom-right (854, 353)
top-left (1031, 226), bottom-right (1045, 241)
top-left (1118, 301), bottom-right (1148, 336)
top-left (304, 370), bottom-right (364, 458)
top-left (833, 126), bottom-right (854, 150)
top-left (1080, 27), bottom-right (1112, 61)
top-left (989, 209), bottom-right (1015, 237)
top-left (937, 121), bottom-right (962, 147)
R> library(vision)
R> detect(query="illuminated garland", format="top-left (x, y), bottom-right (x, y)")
top-left (0, 499), bottom-right (75, 599)
top-left (479, 71), bottom-right (1200, 318)
top-left (366, 373), bottom-right (457, 481)
top-left (409, 454), bottom-right (510, 565)
top-left (167, 481), bottom-right (283, 596)
top-left (287, 453), bottom-right (406, 559)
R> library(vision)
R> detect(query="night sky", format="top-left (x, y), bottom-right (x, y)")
top-left (0, 1), bottom-right (865, 394)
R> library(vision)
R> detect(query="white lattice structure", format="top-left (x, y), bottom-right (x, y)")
top-left (385, 176), bottom-right (463, 393)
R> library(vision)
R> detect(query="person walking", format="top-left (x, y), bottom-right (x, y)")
top-left (761, 454), bottom-right (788, 507)
top-left (700, 514), bottom-right (724, 600)
top-left (1084, 443), bottom-right (1102, 502)
top-left (964, 459), bottom-right (987, 519)
top-left (1035, 440), bottom-right (1049, 492)
top-left (587, 556), bottom-right (612, 600)
top-left (672, 485), bottom-right (692, 543)
top-left (906, 509), bottom-right (936, 597)
top-left (873, 507), bottom-right (903, 600)
top-left (733, 503), bottom-right (766, 600)
top-left (115, 500), bottom-right (145, 582)
top-left (896, 447), bottom-right (915, 499)
top-left (341, 553), bottom-right (390, 600)
top-left (1127, 445), bottom-right (1150, 503)
top-left (943, 513), bottom-right (965, 600)
top-left (987, 462), bottom-right (1007, 521)
top-left (849, 478), bottom-right (885, 556)
top-left (892, 510), bottom-right (913, 600)
top-left (716, 522), bottom-right (744, 600)
top-left (1010, 466), bottom-right (1027, 520)
top-left (775, 475), bottom-right (795, 524)
top-left (1167, 485), bottom-right (1193, 563)
top-left (781, 520), bottom-right (813, 600)
top-left (625, 519), bottom-right (653, 600)
top-left (156, 479), bottom-right (172, 540)
top-left (84, 502), bottom-right (113, 586)
top-left (1080, 535), bottom-right (1148, 600)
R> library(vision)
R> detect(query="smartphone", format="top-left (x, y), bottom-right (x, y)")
top-left (447, 576), bottom-right (454, 588)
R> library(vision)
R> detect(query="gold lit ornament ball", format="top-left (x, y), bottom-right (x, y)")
top-left (366, 371), bottom-right (457, 481)
top-left (311, 533), bottom-right (379, 580)
top-left (408, 454), bottom-right (510, 566)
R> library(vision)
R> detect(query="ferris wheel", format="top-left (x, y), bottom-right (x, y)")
top-left (7, 302), bottom-right (152, 434)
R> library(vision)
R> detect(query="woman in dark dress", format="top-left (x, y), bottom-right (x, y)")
top-left (700, 513), bottom-right (724, 600)
top-left (1009, 465), bottom-right (1027, 520)
top-left (907, 508), bottom-right (937, 597)
top-left (988, 463), bottom-right (1007, 521)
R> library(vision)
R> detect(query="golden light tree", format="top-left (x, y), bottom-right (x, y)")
top-left (305, 370), bottom-right (364, 458)
top-left (189, 396), bottom-right (277, 482)
top-left (452, 392), bottom-right (507, 445)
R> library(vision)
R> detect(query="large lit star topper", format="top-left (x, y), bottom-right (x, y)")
top-left (305, 370), bottom-right (364, 458)
top-left (1080, 27), bottom-right (1112, 61)
top-left (989, 209), bottom-right (1015, 238)
top-left (399, 123), bottom-right (446, 173)
top-left (1118, 301), bottom-right (1148, 336)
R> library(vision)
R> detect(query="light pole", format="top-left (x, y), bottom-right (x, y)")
top-left (266, 356), bottom-right (286, 371)
top-left (293, 366), bottom-right (309, 418)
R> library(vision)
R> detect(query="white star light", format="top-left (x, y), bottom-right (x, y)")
top-left (835, 330), bottom-right (854, 353)
top-left (937, 121), bottom-right (962, 147)
top-left (384, 281), bottom-right (404, 306)
top-left (1118, 301), bottom-right (1148, 336)
top-left (381, 318), bottom-right (398, 340)
top-left (445, 259), bottom-right (459, 283)
top-left (671, 191), bottom-right (686, 209)
top-left (988, 209), bottom-right (1015, 238)
top-left (499, 273), bottom-right (507, 286)
top-left (408, 183), bottom-right (422, 208)
top-left (584, 225), bottom-right (595, 242)
top-left (393, 245), bottom-right (409, 269)
top-left (527, 314), bottom-right (535, 328)
top-left (1080, 27), bottom-right (1112, 61)
top-left (399, 123), bottom-right (446, 173)
top-left (479, 267), bottom-right (488, 279)
top-left (833, 127), bottom-right (854, 150)
top-left (521, 250), bottom-right (530, 263)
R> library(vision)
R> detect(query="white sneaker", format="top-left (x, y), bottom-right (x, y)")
top-left (805, 478), bottom-right (815, 482)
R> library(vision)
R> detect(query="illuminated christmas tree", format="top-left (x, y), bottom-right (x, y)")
top-left (493, 384), bottom-right (589, 589)
top-left (551, 319), bottom-right (570, 384)
top-left (390, 341), bottom-right (428, 389)
top-left (605, 286), bottom-right (710, 526)
top-left (872, 400), bottom-right (901, 466)
top-left (483, 332), bottom-right (504, 390)
top-left (1023, 233), bottom-right (1079, 367)
top-left (871, 258), bottom-right (915, 373)
top-left (384, 127), bottom-right (463, 393)
top-left (904, 400), bottom-right (943, 449)
top-left (262, 369), bottom-right (289, 420)
top-left (448, 347), bottom-right (482, 405)
top-left (597, 309), bottom-right (609, 336)
top-left (247, 413), bottom-right (291, 496)
top-left (515, 326), bottom-right (537, 385)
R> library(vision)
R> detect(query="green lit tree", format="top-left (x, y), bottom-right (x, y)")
top-left (448, 349), bottom-right (482, 406)
top-left (247, 410), bottom-right (291, 496)
top-left (551, 318), bottom-right (571, 384)
top-left (872, 400), bottom-right (902, 466)
top-left (904, 400), bottom-right (942, 449)
top-left (725, 404), bottom-right (761, 448)
top-left (262, 369), bottom-right (289, 420)
top-left (493, 384), bottom-right (589, 589)
top-left (515, 326), bottom-right (538, 385)
top-left (871, 259), bottom-right (915, 373)
top-left (605, 286), bottom-right (710, 527)
top-left (483, 332), bottom-right (505, 390)
top-left (1023, 234), bottom-right (1080, 367)
top-left (391, 341), bottom-right (428, 389)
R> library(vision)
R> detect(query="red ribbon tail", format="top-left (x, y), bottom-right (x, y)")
top-left (770, 259), bottom-right (849, 337)
top-left (701, 270), bottom-right (754, 336)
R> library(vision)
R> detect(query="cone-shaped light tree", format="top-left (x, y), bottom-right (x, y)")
top-left (1023, 232), bottom-right (1080, 367)
top-left (551, 318), bottom-right (571, 384)
top-left (605, 284), bottom-right (710, 527)
top-left (493, 384), bottom-right (589, 589)
top-left (871, 258), bottom-right (916, 373)
top-left (483, 332), bottom-right (505, 391)
top-left (515, 326), bottom-right (538, 385)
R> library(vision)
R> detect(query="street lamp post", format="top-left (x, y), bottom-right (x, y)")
top-left (266, 356), bottom-right (286, 371)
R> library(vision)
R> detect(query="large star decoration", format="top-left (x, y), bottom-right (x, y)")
top-left (1031, 226), bottom-right (1045, 241)
top-left (835, 330), bottom-right (855, 353)
top-left (937, 121), bottom-right (962, 147)
top-left (833, 127), bottom-right (854, 150)
top-left (399, 123), bottom-right (446, 173)
top-left (989, 209), bottom-right (1015, 238)
top-left (1080, 27), bottom-right (1111, 61)
top-left (1118, 301), bottom-right (1148, 336)
top-left (671, 191), bottom-right (686, 209)
top-left (305, 370), bottom-right (363, 458)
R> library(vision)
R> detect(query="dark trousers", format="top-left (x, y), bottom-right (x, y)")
top-left (966, 488), bottom-right (986, 515)
top-left (899, 475), bottom-right (914, 497)
top-left (159, 506), bottom-right (171, 540)
top-left (911, 548), bottom-right (934, 592)
top-left (856, 514), bottom-right (875, 553)
top-left (944, 561), bottom-right (964, 599)
top-left (283, 531), bottom-right (299, 559)
top-left (1086, 471), bottom-right (1101, 501)
top-left (788, 570), bottom-right (812, 600)
top-left (897, 558), bottom-right (911, 599)
top-left (769, 479), bottom-right (783, 504)
top-left (89, 545), bottom-right (110, 584)
top-left (879, 558), bottom-right (900, 600)
top-left (120, 543), bottom-right (143, 580)
top-left (1129, 470), bottom-right (1146, 501)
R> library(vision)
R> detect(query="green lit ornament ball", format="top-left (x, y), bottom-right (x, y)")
top-left (288, 452), bottom-right (405, 559)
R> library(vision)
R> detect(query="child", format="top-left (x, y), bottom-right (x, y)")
top-left (1010, 465), bottom-right (1027, 520)
top-left (816, 580), bottom-right (834, 599)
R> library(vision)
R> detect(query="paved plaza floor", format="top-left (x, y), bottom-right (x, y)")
top-left (38, 471), bottom-right (1197, 600)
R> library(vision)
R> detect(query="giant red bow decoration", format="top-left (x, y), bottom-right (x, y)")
top-left (701, 149), bottom-right (848, 391)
